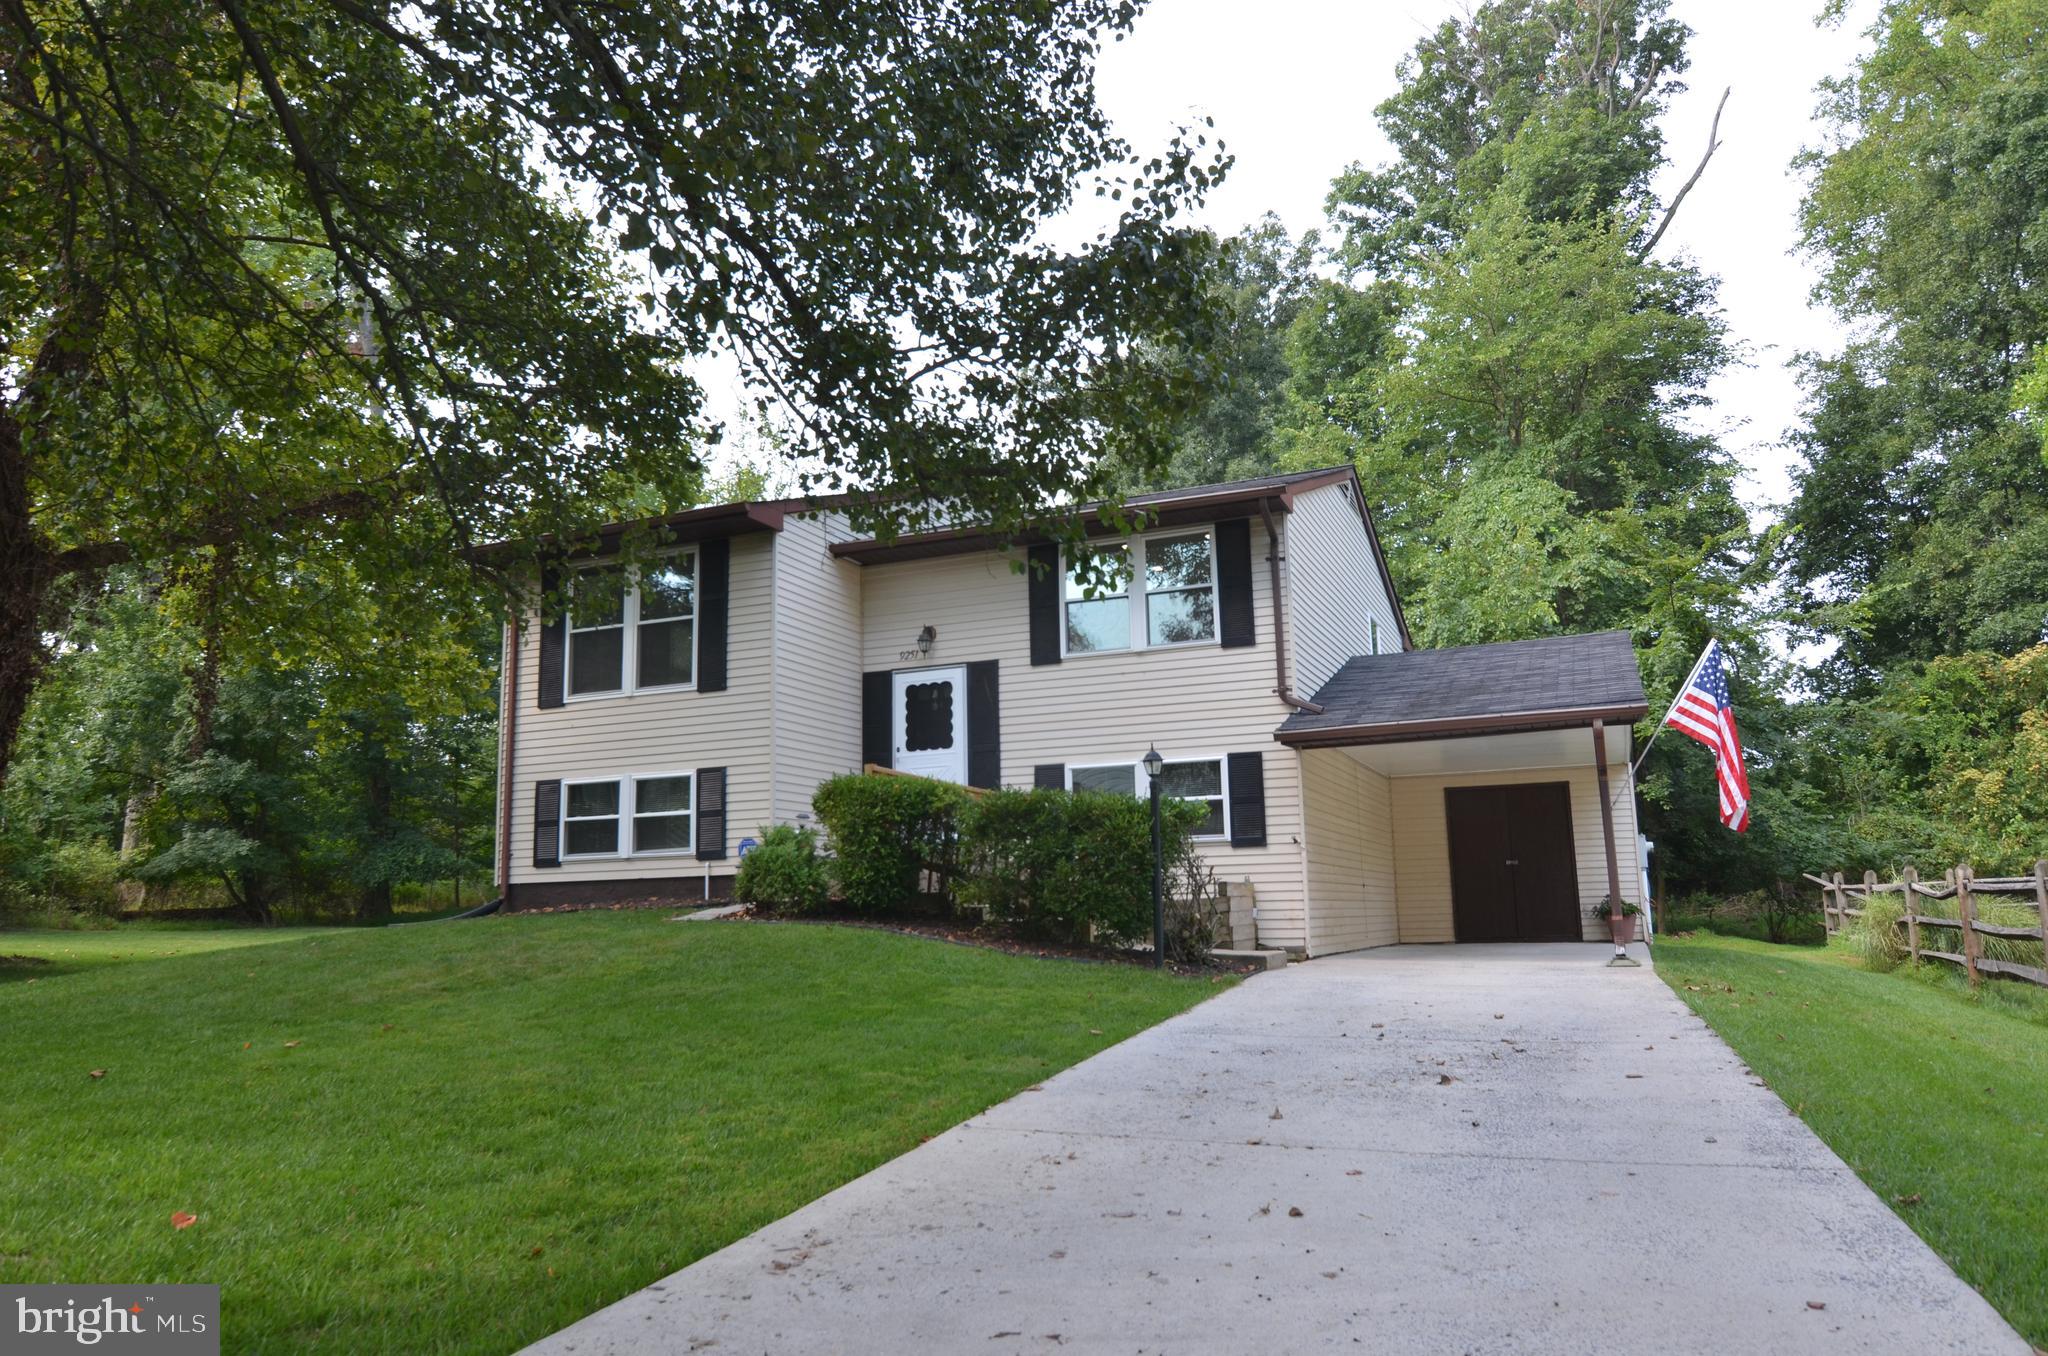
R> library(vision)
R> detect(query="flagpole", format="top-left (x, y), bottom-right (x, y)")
top-left (1630, 640), bottom-right (1716, 780)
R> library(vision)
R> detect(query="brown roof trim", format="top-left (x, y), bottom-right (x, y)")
top-left (1273, 702), bottom-right (1650, 750)
top-left (826, 469), bottom-right (1366, 566)
top-left (471, 500), bottom-right (788, 563)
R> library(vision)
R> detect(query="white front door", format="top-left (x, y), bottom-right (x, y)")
top-left (892, 666), bottom-right (968, 784)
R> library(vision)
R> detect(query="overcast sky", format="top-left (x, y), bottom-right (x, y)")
top-left (1080, 0), bottom-right (1877, 518)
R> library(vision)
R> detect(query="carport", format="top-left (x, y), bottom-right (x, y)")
top-left (1277, 630), bottom-right (1651, 948)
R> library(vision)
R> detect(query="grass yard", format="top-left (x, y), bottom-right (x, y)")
top-left (1, 925), bottom-right (328, 978)
top-left (0, 915), bottom-right (1226, 1354)
top-left (1656, 932), bottom-right (2048, 1346)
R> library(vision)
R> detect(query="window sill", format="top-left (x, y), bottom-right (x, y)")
top-left (562, 682), bottom-right (700, 704)
top-left (1060, 637), bottom-right (1221, 661)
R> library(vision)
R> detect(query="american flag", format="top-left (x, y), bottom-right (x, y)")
top-left (1666, 640), bottom-right (1751, 832)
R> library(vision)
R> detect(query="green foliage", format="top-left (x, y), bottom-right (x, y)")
top-left (733, 825), bottom-right (832, 915)
top-left (1788, 0), bottom-right (2048, 681)
top-left (1855, 895), bottom-right (1909, 972)
top-left (0, 572), bottom-right (496, 921)
top-left (811, 774), bottom-right (969, 915)
top-left (2, 0), bottom-right (1232, 781)
top-left (958, 788), bottom-right (1203, 946)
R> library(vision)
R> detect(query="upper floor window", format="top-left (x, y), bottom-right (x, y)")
top-left (1065, 756), bottom-right (1228, 841)
top-left (1062, 530), bottom-right (1217, 655)
top-left (566, 554), bottom-right (697, 698)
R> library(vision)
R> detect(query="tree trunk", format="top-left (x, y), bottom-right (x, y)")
top-left (117, 790), bottom-right (151, 908)
top-left (0, 410), bottom-right (50, 790)
top-left (356, 744), bottom-right (394, 922)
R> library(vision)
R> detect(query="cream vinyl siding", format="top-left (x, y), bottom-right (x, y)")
top-left (1285, 480), bottom-right (1405, 699)
top-left (1297, 748), bottom-right (1399, 955)
top-left (1388, 763), bottom-right (1643, 944)
top-left (858, 517), bottom-right (1317, 950)
top-left (506, 532), bottom-right (776, 884)
top-left (768, 513), bottom-right (864, 825)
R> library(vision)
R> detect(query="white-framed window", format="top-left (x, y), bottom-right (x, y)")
top-left (560, 773), bottom-right (696, 858)
top-left (630, 772), bottom-right (695, 855)
top-left (562, 778), bottom-right (624, 857)
top-left (1061, 529), bottom-right (1218, 656)
top-left (565, 553), bottom-right (698, 698)
top-left (1065, 756), bottom-right (1229, 841)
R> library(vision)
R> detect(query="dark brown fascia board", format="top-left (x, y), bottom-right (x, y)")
top-left (1273, 703), bottom-right (1651, 750)
top-left (470, 500), bottom-right (787, 564)
top-left (826, 475), bottom-right (1357, 565)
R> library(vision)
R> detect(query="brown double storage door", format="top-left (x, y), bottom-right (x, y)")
top-left (1445, 782), bottom-right (1582, 942)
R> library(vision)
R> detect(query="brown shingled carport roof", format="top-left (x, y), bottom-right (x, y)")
top-left (1275, 630), bottom-right (1648, 748)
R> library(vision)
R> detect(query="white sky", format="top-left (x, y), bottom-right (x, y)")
top-left (1083, 0), bottom-right (1878, 519)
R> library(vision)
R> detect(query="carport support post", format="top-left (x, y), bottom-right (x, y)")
top-left (1592, 720), bottom-right (1627, 960)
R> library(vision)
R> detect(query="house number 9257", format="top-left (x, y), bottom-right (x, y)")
top-left (898, 649), bottom-right (924, 661)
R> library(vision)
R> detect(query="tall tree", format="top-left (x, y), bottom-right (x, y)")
top-left (0, 1), bottom-right (1228, 780)
top-left (1787, 0), bottom-right (2048, 691)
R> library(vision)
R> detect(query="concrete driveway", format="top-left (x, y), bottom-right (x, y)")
top-left (526, 944), bottom-right (2027, 1355)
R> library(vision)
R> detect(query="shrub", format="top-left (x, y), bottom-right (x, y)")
top-left (1161, 831), bottom-right (1224, 963)
top-left (959, 787), bottom-right (1203, 947)
top-left (1856, 894), bottom-right (1908, 971)
top-left (812, 773), bottom-right (967, 914)
top-left (733, 824), bottom-right (832, 914)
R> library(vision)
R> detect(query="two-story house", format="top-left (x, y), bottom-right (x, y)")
top-left (491, 467), bottom-right (1649, 955)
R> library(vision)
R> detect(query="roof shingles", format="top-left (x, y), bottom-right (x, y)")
top-left (1277, 630), bottom-right (1647, 746)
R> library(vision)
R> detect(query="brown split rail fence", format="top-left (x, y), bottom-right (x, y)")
top-left (1807, 862), bottom-right (2048, 989)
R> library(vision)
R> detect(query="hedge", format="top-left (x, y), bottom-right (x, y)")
top-left (810, 773), bottom-right (968, 914)
top-left (810, 772), bottom-right (1206, 948)
top-left (959, 787), bottom-right (1202, 945)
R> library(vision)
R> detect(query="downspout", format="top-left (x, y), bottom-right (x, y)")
top-left (496, 615), bottom-right (518, 906)
top-left (1257, 498), bottom-right (1324, 715)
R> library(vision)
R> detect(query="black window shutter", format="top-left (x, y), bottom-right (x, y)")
top-left (1227, 752), bottom-right (1266, 847)
top-left (1033, 764), bottom-right (1065, 791)
top-left (1216, 518), bottom-right (1256, 648)
top-left (536, 567), bottom-right (566, 709)
top-left (861, 670), bottom-right (893, 768)
top-left (1027, 543), bottom-right (1061, 666)
top-left (966, 660), bottom-right (1000, 789)
top-left (697, 537), bottom-right (730, 692)
top-left (695, 767), bottom-right (727, 860)
top-left (532, 779), bottom-right (562, 867)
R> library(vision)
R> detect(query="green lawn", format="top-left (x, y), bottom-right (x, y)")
top-left (1656, 932), bottom-right (2048, 1346)
top-left (1, 925), bottom-right (328, 979)
top-left (0, 915), bottom-right (1225, 1354)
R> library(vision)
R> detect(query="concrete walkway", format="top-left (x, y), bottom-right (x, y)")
top-left (526, 944), bottom-right (2027, 1355)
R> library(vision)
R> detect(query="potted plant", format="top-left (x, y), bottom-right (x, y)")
top-left (1593, 896), bottom-right (1643, 945)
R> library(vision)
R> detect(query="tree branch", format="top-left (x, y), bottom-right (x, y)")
top-left (1641, 86), bottom-right (1729, 258)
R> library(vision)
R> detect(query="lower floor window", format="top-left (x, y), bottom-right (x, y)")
top-left (1065, 756), bottom-right (1227, 840)
top-left (564, 780), bottom-right (621, 856)
top-left (632, 774), bottom-right (694, 853)
top-left (562, 773), bottom-right (695, 858)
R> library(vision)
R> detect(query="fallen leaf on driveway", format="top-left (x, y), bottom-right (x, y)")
top-left (1626, 1074), bottom-right (1644, 1079)
top-left (171, 1212), bottom-right (197, 1230)
top-left (991, 1333), bottom-right (1021, 1340)
top-left (1287, 1206), bottom-right (1303, 1218)
top-left (1493, 1013), bottom-right (1504, 1020)
top-left (1437, 1074), bottom-right (1456, 1085)
top-left (1345, 1170), bottom-right (1363, 1177)
top-left (1806, 1301), bottom-right (1826, 1311)
top-left (1270, 1106), bottom-right (1284, 1120)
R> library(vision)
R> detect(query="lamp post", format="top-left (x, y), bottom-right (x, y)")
top-left (1143, 744), bottom-right (1165, 969)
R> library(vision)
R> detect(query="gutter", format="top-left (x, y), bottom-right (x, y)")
top-left (1274, 702), bottom-right (1652, 749)
top-left (1257, 497), bottom-right (1324, 715)
top-left (496, 616), bottom-right (518, 904)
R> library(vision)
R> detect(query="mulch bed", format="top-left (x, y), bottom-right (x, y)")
top-left (717, 907), bottom-right (1265, 977)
